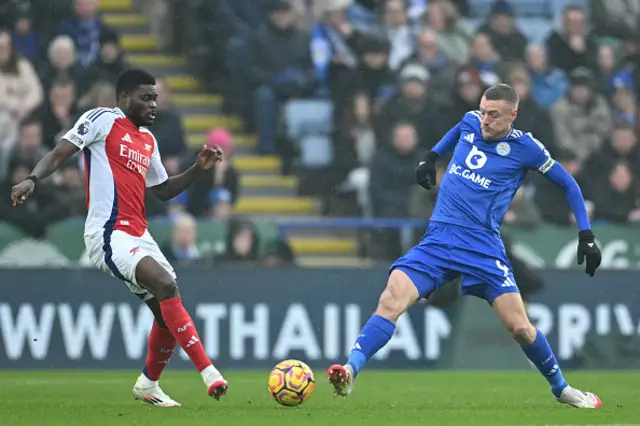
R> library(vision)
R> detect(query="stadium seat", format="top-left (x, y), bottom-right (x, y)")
top-left (516, 18), bottom-right (554, 43)
top-left (283, 99), bottom-right (334, 168)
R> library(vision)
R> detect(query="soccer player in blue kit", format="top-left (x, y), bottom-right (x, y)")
top-left (327, 84), bottom-right (603, 408)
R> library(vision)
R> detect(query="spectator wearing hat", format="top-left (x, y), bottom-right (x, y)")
top-left (526, 43), bottom-right (568, 110)
top-left (150, 78), bottom-right (186, 176)
top-left (545, 5), bottom-right (598, 74)
top-left (175, 128), bottom-right (240, 219)
top-left (78, 27), bottom-right (129, 94)
top-left (551, 67), bottom-right (612, 163)
top-left (477, 0), bottom-right (528, 61)
top-left (376, 62), bottom-right (445, 150)
top-left (250, 0), bottom-right (315, 154)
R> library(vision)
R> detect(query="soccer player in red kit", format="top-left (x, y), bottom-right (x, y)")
top-left (11, 69), bottom-right (227, 407)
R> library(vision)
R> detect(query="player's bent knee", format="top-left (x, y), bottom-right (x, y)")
top-left (375, 270), bottom-right (419, 322)
top-left (135, 256), bottom-right (179, 301)
top-left (154, 277), bottom-right (179, 301)
top-left (508, 321), bottom-right (536, 345)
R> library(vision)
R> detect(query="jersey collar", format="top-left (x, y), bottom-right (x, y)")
top-left (505, 127), bottom-right (514, 139)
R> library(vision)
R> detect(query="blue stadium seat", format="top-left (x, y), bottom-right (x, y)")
top-left (467, 0), bottom-right (588, 20)
top-left (468, 0), bottom-right (554, 19)
top-left (516, 18), bottom-right (554, 43)
top-left (283, 99), bottom-right (334, 168)
top-left (461, 16), bottom-right (552, 43)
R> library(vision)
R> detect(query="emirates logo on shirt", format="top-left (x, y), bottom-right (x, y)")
top-left (120, 144), bottom-right (150, 176)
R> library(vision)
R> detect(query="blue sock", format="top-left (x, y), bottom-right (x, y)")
top-left (520, 328), bottom-right (568, 397)
top-left (346, 315), bottom-right (396, 377)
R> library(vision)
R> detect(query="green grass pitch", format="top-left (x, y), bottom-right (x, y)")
top-left (0, 370), bottom-right (638, 426)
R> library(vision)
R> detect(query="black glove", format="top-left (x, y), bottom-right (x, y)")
top-left (577, 229), bottom-right (602, 277)
top-left (416, 151), bottom-right (439, 190)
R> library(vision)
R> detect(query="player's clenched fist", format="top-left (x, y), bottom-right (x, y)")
top-left (195, 145), bottom-right (224, 170)
top-left (577, 229), bottom-right (602, 277)
top-left (10, 177), bottom-right (36, 206)
top-left (416, 151), bottom-right (439, 190)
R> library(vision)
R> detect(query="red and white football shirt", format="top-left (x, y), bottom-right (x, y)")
top-left (63, 107), bottom-right (168, 238)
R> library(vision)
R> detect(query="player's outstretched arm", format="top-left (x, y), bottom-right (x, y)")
top-left (151, 145), bottom-right (223, 201)
top-left (11, 139), bottom-right (79, 206)
top-left (542, 162), bottom-right (602, 276)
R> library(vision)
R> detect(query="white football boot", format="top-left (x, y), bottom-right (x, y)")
top-left (133, 374), bottom-right (181, 407)
top-left (327, 364), bottom-right (354, 397)
top-left (557, 386), bottom-right (602, 408)
top-left (201, 365), bottom-right (229, 401)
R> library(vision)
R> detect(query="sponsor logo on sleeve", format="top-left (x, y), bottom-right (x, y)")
top-left (67, 133), bottom-right (84, 147)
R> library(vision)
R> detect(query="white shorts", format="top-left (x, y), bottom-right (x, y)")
top-left (84, 229), bottom-right (177, 301)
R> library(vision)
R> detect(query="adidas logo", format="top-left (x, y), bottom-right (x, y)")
top-left (463, 133), bottom-right (474, 143)
top-left (122, 133), bottom-right (133, 143)
top-left (186, 335), bottom-right (199, 348)
top-left (501, 277), bottom-right (517, 288)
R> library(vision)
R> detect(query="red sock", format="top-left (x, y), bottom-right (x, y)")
top-left (159, 296), bottom-right (212, 372)
top-left (143, 321), bottom-right (177, 381)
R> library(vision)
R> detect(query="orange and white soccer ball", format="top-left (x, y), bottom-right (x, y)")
top-left (268, 359), bottom-right (315, 406)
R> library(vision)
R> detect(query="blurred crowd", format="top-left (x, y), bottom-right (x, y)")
top-left (3, 0), bottom-right (640, 264)
top-left (181, 0), bottom-right (640, 230)
top-left (0, 0), bottom-right (288, 265)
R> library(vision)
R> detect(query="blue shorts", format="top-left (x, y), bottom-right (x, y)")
top-left (390, 222), bottom-right (519, 305)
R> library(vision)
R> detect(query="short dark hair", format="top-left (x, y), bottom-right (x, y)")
top-left (483, 83), bottom-right (519, 105)
top-left (115, 68), bottom-right (155, 96)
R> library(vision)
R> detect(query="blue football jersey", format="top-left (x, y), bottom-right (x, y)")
top-left (430, 110), bottom-right (555, 231)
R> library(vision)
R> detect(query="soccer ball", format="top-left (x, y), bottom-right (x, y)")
top-left (268, 359), bottom-right (315, 406)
